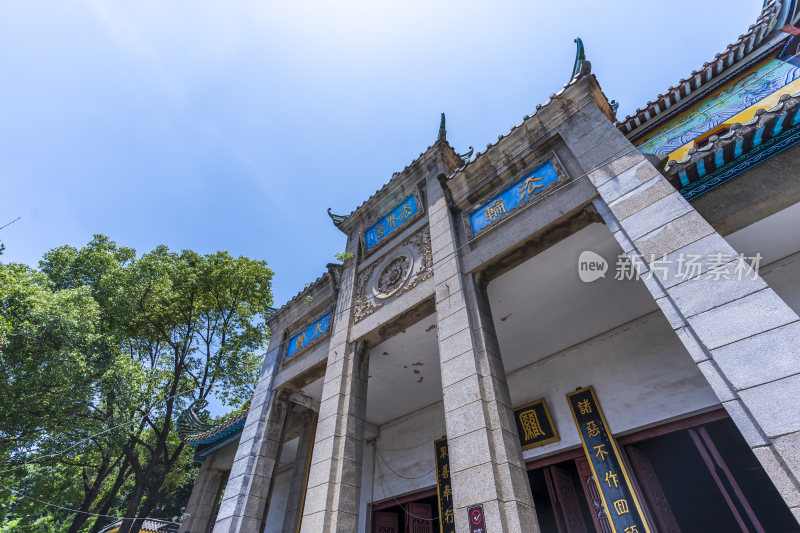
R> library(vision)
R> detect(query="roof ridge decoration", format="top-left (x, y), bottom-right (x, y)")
top-left (617, 0), bottom-right (791, 139)
top-left (326, 114), bottom-right (460, 228)
top-left (458, 146), bottom-right (474, 160)
top-left (449, 38), bottom-right (600, 179)
top-left (570, 38), bottom-right (589, 82)
top-left (175, 399), bottom-right (215, 441)
top-left (327, 208), bottom-right (347, 227)
top-left (176, 400), bottom-right (250, 446)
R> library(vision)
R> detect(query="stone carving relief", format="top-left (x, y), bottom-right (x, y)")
top-left (375, 254), bottom-right (412, 298)
top-left (353, 226), bottom-right (433, 323)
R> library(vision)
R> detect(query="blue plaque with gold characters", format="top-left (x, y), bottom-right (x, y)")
top-left (513, 398), bottom-right (559, 450)
top-left (364, 194), bottom-right (419, 251)
top-left (567, 386), bottom-right (651, 533)
top-left (469, 160), bottom-right (561, 234)
top-left (286, 312), bottom-right (330, 359)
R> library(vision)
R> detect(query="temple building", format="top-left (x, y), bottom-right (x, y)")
top-left (177, 1), bottom-right (800, 531)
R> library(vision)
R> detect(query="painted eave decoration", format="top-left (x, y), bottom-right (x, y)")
top-left (617, 0), bottom-right (799, 139)
top-left (671, 90), bottom-right (800, 200)
top-left (99, 518), bottom-right (178, 533)
top-left (638, 52), bottom-right (800, 160)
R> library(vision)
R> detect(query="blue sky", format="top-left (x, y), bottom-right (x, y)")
top-left (0, 0), bottom-right (760, 306)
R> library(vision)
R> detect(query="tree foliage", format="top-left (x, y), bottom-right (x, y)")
top-left (0, 236), bottom-right (273, 532)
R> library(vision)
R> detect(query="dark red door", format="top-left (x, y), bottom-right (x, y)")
top-left (374, 511), bottom-right (399, 533)
top-left (626, 444), bottom-right (680, 532)
top-left (405, 503), bottom-right (433, 533)
top-left (575, 458), bottom-right (612, 533)
top-left (548, 464), bottom-right (591, 533)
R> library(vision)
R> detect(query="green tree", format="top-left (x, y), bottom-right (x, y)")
top-left (0, 260), bottom-right (116, 533)
top-left (0, 236), bottom-right (273, 532)
top-left (0, 262), bottom-right (106, 458)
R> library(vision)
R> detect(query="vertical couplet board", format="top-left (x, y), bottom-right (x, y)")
top-left (434, 437), bottom-right (455, 533)
top-left (566, 387), bottom-right (651, 533)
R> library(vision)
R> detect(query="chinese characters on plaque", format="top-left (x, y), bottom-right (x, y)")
top-left (469, 160), bottom-right (561, 234)
top-left (285, 312), bottom-right (330, 359)
top-left (364, 194), bottom-right (419, 250)
top-left (513, 398), bottom-right (560, 450)
top-left (434, 437), bottom-right (455, 533)
top-left (567, 386), bottom-right (651, 533)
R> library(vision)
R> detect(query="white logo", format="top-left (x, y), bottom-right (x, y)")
top-left (578, 251), bottom-right (607, 283)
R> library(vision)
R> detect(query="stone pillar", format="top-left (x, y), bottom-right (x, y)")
top-left (299, 238), bottom-right (369, 533)
top-left (281, 409), bottom-right (317, 533)
top-left (586, 134), bottom-right (800, 522)
top-left (213, 351), bottom-right (290, 533)
top-left (427, 174), bottom-right (539, 533)
top-left (179, 460), bottom-right (225, 533)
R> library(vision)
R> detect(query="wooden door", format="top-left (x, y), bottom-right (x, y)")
top-left (374, 511), bottom-right (399, 533)
top-left (689, 427), bottom-right (765, 533)
top-left (549, 465), bottom-right (590, 533)
top-left (575, 458), bottom-right (612, 533)
top-left (625, 444), bottom-right (680, 532)
top-left (405, 503), bottom-right (433, 533)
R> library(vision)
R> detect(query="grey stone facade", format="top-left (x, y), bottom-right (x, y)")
top-left (182, 54), bottom-right (800, 532)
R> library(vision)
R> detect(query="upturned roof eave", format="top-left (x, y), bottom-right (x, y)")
top-left (617, 0), bottom-right (794, 140)
top-left (331, 138), bottom-right (460, 234)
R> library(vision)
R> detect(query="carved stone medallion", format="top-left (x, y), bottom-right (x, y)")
top-left (374, 250), bottom-right (413, 299)
top-left (353, 226), bottom-right (433, 323)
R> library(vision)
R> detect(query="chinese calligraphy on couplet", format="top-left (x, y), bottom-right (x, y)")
top-left (434, 437), bottom-right (456, 533)
top-left (567, 387), bottom-right (651, 533)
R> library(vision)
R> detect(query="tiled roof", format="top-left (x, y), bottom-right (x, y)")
top-left (329, 138), bottom-right (457, 227)
top-left (448, 67), bottom-right (610, 180)
top-left (276, 271), bottom-right (329, 313)
top-left (182, 409), bottom-right (248, 447)
top-left (617, 0), bottom-right (792, 139)
top-left (99, 518), bottom-right (178, 533)
top-left (665, 90), bottom-right (800, 198)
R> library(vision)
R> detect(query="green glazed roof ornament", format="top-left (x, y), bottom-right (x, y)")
top-left (570, 37), bottom-right (590, 81)
top-left (175, 399), bottom-right (214, 441)
top-left (327, 208), bottom-right (347, 227)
